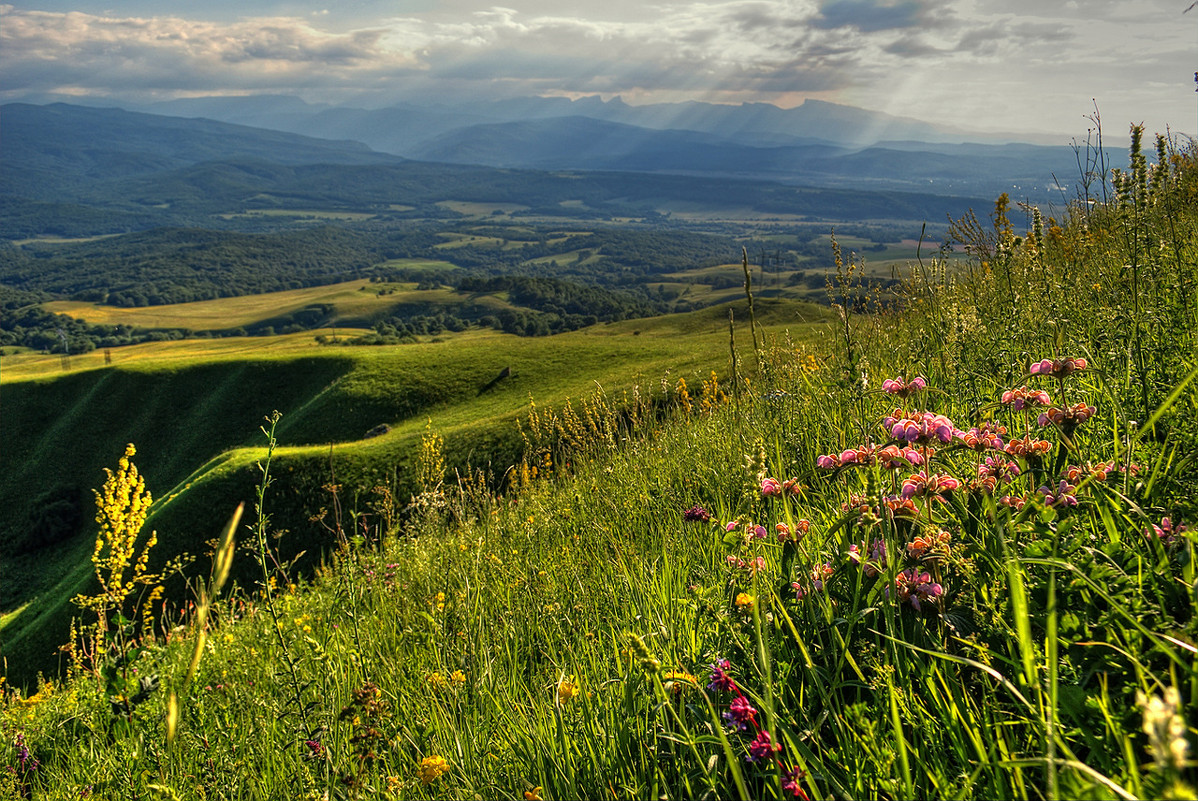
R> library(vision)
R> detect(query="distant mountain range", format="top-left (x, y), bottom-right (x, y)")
top-left (7, 93), bottom-right (1116, 203)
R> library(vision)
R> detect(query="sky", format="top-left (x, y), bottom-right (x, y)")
top-left (2, 0), bottom-right (1195, 139)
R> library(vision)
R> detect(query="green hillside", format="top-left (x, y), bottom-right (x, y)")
top-left (2, 130), bottom-right (1195, 801)
top-left (0, 299), bottom-right (832, 681)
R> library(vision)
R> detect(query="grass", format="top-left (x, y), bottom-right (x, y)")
top-left (0, 300), bottom-right (829, 683)
top-left (39, 276), bottom-right (488, 333)
top-left (2, 129), bottom-right (1196, 801)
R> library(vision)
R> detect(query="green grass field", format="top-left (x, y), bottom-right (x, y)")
top-left (3, 133), bottom-right (1195, 801)
top-left (39, 272), bottom-right (482, 332)
top-left (0, 298), bottom-right (832, 683)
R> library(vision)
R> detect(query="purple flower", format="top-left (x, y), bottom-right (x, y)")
top-left (707, 659), bottom-right (738, 692)
top-left (1039, 480), bottom-right (1078, 508)
top-left (723, 695), bottom-right (758, 731)
top-left (893, 568), bottom-right (943, 611)
top-left (683, 505), bottom-right (712, 523)
top-left (747, 730), bottom-right (780, 763)
top-left (782, 766), bottom-right (810, 800)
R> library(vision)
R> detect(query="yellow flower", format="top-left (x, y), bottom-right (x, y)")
top-left (418, 755), bottom-right (450, 785)
top-left (426, 672), bottom-right (447, 690)
top-left (524, 787), bottom-right (544, 801)
top-left (449, 670), bottom-right (467, 686)
top-left (557, 676), bottom-right (580, 705)
top-left (662, 671), bottom-right (698, 694)
top-left (735, 593), bottom-right (755, 611)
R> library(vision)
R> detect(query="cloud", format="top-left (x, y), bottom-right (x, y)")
top-left (812, 0), bottom-right (954, 32)
top-left (0, 1), bottom-right (1191, 138)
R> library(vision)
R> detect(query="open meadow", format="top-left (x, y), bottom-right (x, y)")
top-left (1, 131), bottom-right (1196, 801)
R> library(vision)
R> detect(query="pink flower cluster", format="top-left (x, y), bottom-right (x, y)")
top-left (726, 554), bottom-right (767, 574)
top-left (1030, 357), bottom-right (1087, 378)
top-left (775, 519), bottom-right (811, 542)
top-left (1038, 479), bottom-right (1079, 508)
top-left (1146, 517), bottom-right (1188, 548)
top-left (957, 422), bottom-right (1007, 451)
top-left (761, 477), bottom-right (802, 497)
top-left (726, 520), bottom-right (768, 539)
top-left (883, 409), bottom-right (957, 445)
top-left (1001, 386), bottom-right (1052, 411)
top-left (1038, 402), bottom-right (1097, 428)
top-left (900, 471), bottom-right (961, 501)
top-left (792, 562), bottom-right (834, 600)
top-left (892, 568), bottom-right (944, 611)
top-left (882, 375), bottom-right (928, 398)
top-left (816, 443), bottom-right (925, 470)
top-left (847, 538), bottom-right (887, 577)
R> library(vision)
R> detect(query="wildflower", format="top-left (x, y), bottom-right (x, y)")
top-left (426, 672), bottom-right (447, 690)
top-left (707, 659), bottom-right (738, 692)
top-left (892, 568), bottom-right (943, 611)
top-left (906, 530), bottom-right (951, 560)
top-left (900, 471), bottom-right (960, 501)
top-left (1146, 517), bottom-right (1188, 548)
top-left (848, 538), bottom-right (887, 577)
top-left (303, 738), bottom-right (326, 761)
top-left (1039, 480), bottom-right (1079, 508)
top-left (724, 694), bottom-right (759, 731)
top-left (877, 444), bottom-right (925, 469)
top-left (747, 730), bottom-right (781, 763)
top-left (1030, 357), bottom-right (1087, 378)
top-left (735, 592), bottom-right (756, 611)
top-left (776, 519), bottom-right (810, 542)
top-left (449, 670), bottom-right (467, 686)
top-left (882, 375), bottom-right (928, 398)
top-left (662, 671), bottom-right (698, 694)
top-left (683, 505), bottom-right (711, 523)
top-left (999, 494), bottom-right (1027, 511)
top-left (1001, 386), bottom-right (1052, 411)
top-left (417, 755), bottom-right (450, 785)
top-left (1138, 686), bottom-right (1189, 771)
top-left (557, 676), bottom-right (580, 705)
top-left (1004, 435), bottom-right (1052, 459)
top-left (761, 477), bottom-right (783, 497)
top-left (781, 766), bottom-right (811, 800)
top-left (956, 422), bottom-right (1007, 451)
top-left (727, 555), bottom-right (767, 575)
top-left (883, 409), bottom-right (957, 445)
top-left (1038, 402), bottom-right (1097, 430)
top-left (524, 787), bottom-right (544, 801)
top-left (1065, 462), bottom-right (1111, 483)
top-left (14, 732), bottom-right (39, 773)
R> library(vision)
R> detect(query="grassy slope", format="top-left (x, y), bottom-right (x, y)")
top-left (0, 299), bottom-right (833, 680)
top-left (39, 272), bottom-right (473, 331)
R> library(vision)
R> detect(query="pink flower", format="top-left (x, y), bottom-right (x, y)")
top-left (900, 471), bottom-right (960, 501)
top-left (892, 568), bottom-right (943, 611)
top-left (1030, 357), bottom-right (1087, 378)
top-left (1001, 386), bottom-right (1052, 411)
top-left (883, 409), bottom-right (956, 445)
top-left (761, 477), bottom-right (783, 497)
top-left (707, 659), bottom-right (737, 692)
top-left (747, 730), bottom-right (781, 763)
top-left (724, 695), bottom-right (758, 731)
top-left (882, 376), bottom-right (928, 398)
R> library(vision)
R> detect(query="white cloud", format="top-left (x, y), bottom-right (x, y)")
top-left (0, 1), bottom-right (1192, 137)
